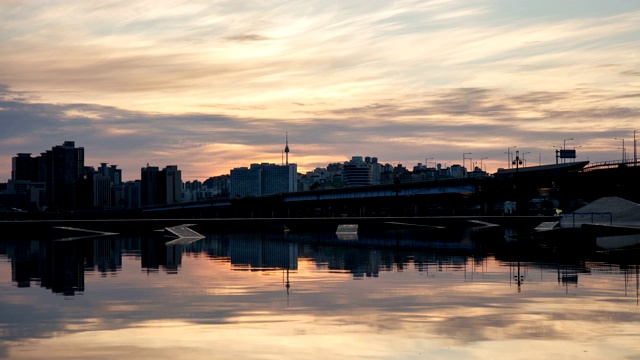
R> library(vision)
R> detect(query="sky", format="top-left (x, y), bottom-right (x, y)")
top-left (1, 0), bottom-right (639, 182)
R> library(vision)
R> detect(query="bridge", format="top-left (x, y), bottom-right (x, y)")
top-left (582, 159), bottom-right (639, 171)
top-left (143, 176), bottom-right (489, 218)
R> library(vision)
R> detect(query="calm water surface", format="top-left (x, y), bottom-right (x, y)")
top-left (1, 227), bottom-right (639, 359)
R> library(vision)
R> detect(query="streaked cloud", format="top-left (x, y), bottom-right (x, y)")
top-left (1, 0), bottom-right (638, 181)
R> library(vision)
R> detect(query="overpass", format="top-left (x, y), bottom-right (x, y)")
top-left (142, 177), bottom-right (489, 218)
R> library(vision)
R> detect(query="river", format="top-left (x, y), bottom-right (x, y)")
top-left (1, 226), bottom-right (639, 359)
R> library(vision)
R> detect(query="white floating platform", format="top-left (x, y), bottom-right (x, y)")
top-left (336, 224), bottom-right (358, 234)
top-left (164, 224), bottom-right (205, 242)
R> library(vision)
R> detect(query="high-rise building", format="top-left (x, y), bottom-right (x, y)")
top-left (141, 165), bottom-right (160, 207)
top-left (161, 165), bottom-right (182, 204)
top-left (122, 180), bottom-right (141, 209)
top-left (262, 163), bottom-right (297, 195)
top-left (229, 162), bottom-right (298, 198)
top-left (43, 141), bottom-right (85, 211)
top-left (93, 174), bottom-right (113, 208)
top-left (11, 153), bottom-right (39, 181)
top-left (230, 165), bottom-right (262, 198)
top-left (140, 165), bottom-right (182, 206)
top-left (342, 156), bottom-right (373, 187)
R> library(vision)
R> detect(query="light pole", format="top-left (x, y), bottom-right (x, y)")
top-left (563, 138), bottom-right (573, 163)
top-left (512, 151), bottom-right (523, 169)
top-left (563, 138), bottom-right (573, 150)
top-left (572, 146), bottom-right (582, 162)
top-left (552, 145), bottom-right (562, 164)
top-left (506, 146), bottom-right (516, 169)
top-left (522, 152), bottom-right (530, 167)
top-left (425, 157), bottom-right (434, 169)
top-left (615, 137), bottom-right (625, 162)
top-left (512, 151), bottom-right (523, 215)
top-left (480, 157), bottom-right (488, 173)
top-left (634, 130), bottom-right (638, 165)
top-left (463, 153), bottom-right (471, 170)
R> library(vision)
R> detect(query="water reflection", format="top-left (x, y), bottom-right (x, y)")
top-left (1, 227), bottom-right (640, 359)
top-left (1, 228), bottom-right (640, 295)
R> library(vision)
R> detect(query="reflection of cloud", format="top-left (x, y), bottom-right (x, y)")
top-left (3, 245), bottom-right (640, 359)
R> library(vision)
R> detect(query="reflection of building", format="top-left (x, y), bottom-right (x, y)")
top-left (86, 238), bottom-right (122, 273)
top-left (228, 234), bottom-right (298, 270)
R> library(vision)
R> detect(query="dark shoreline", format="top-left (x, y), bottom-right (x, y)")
top-left (1, 215), bottom-right (556, 238)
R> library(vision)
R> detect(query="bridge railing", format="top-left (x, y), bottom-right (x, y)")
top-left (583, 159), bottom-right (639, 171)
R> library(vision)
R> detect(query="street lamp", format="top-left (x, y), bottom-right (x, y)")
top-left (563, 138), bottom-right (573, 150)
top-left (522, 152), bottom-right (530, 167)
top-left (512, 151), bottom-right (523, 215)
top-left (425, 157), bottom-right (434, 170)
top-left (563, 138), bottom-right (573, 163)
top-left (463, 153), bottom-right (472, 170)
top-left (513, 150), bottom-right (523, 169)
top-left (552, 145), bottom-right (562, 164)
top-left (614, 138), bottom-right (625, 162)
top-left (634, 130), bottom-right (639, 165)
top-left (480, 157), bottom-right (488, 173)
top-left (506, 146), bottom-right (516, 169)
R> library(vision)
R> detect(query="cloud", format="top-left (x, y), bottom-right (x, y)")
top-left (0, 1), bottom-right (639, 180)
top-left (224, 34), bottom-right (271, 42)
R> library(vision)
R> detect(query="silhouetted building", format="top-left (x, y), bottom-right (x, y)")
top-left (11, 153), bottom-right (39, 181)
top-left (122, 180), bottom-right (141, 209)
top-left (262, 163), bottom-right (297, 195)
top-left (43, 141), bottom-right (85, 211)
top-left (342, 156), bottom-right (373, 187)
top-left (230, 165), bottom-right (262, 198)
top-left (140, 165), bottom-right (182, 206)
top-left (161, 165), bottom-right (182, 204)
top-left (230, 163), bottom-right (297, 198)
top-left (141, 165), bottom-right (160, 206)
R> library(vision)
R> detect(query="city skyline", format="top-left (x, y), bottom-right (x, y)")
top-left (1, 1), bottom-right (639, 182)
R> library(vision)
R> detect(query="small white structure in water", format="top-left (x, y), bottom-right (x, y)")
top-left (164, 224), bottom-right (205, 245)
top-left (336, 224), bottom-right (358, 234)
top-left (336, 224), bottom-right (358, 241)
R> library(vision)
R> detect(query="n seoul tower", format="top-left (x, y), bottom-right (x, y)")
top-left (284, 132), bottom-right (290, 166)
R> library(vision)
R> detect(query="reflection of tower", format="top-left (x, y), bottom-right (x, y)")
top-left (284, 267), bottom-right (290, 306)
top-left (284, 132), bottom-right (290, 166)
